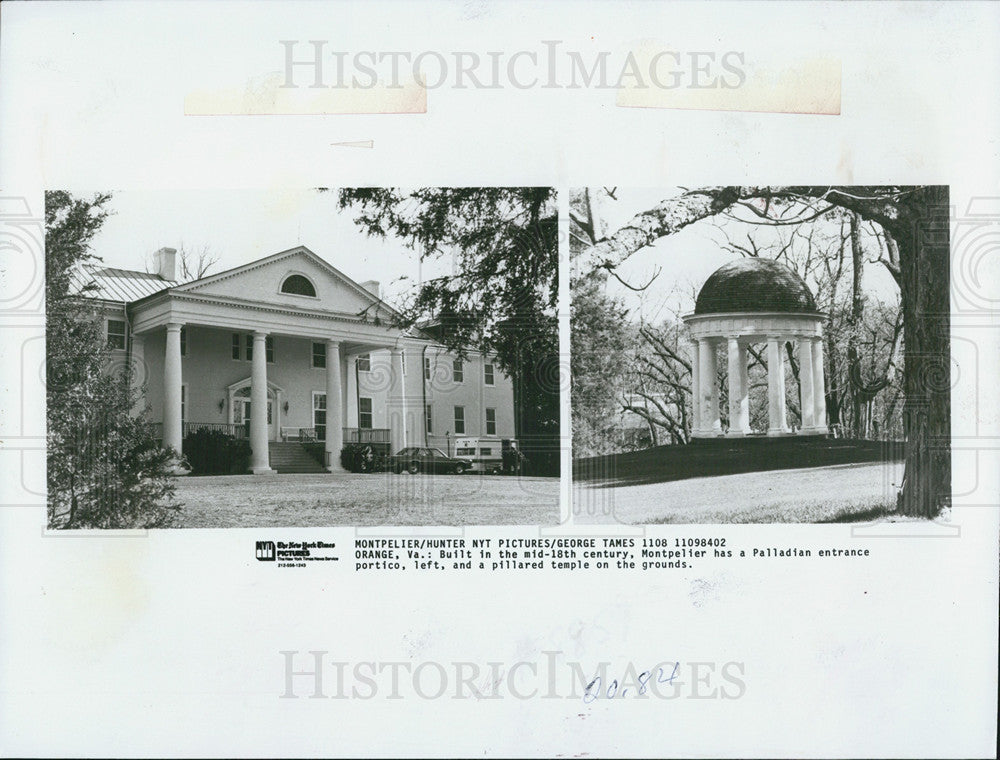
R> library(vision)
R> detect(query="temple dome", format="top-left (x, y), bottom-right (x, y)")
top-left (694, 258), bottom-right (819, 315)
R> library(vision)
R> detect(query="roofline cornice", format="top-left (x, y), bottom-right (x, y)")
top-left (130, 289), bottom-right (398, 327)
top-left (682, 310), bottom-right (827, 322)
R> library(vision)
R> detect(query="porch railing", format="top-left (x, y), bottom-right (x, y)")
top-left (343, 427), bottom-right (391, 444)
top-left (150, 422), bottom-right (385, 444)
top-left (184, 422), bottom-right (248, 439)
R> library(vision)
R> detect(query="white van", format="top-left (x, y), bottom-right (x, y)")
top-left (452, 437), bottom-right (507, 474)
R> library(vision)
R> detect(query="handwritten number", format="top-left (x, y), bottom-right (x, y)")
top-left (583, 677), bottom-right (600, 704)
top-left (637, 670), bottom-right (651, 695)
top-left (657, 662), bottom-right (680, 686)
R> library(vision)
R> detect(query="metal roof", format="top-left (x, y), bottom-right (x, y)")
top-left (70, 264), bottom-right (177, 303)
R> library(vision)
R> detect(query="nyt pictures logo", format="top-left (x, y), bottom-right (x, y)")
top-left (256, 541), bottom-right (276, 561)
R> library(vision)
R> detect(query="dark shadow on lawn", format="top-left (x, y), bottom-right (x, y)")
top-left (819, 503), bottom-right (894, 523)
top-left (574, 436), bottom-right (904, 489)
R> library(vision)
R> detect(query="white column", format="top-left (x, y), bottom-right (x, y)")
top-left (163, 323), bottom-right (183, 455)
top-left (340, 354), bottom-right (349, 434)
top-left (400, 350), bottom-right (408, 445)
top-left (249, 331), bottom-right (273, 474)
top-left (130, 333), bottom-right (146, 416)
top-left (798, 338), bottom-right (816, 432)
top-left (812, 337), bottom-right (828, 433)
top-left (325, 340), bottom-right (345, 472)
top-left (699, 339), bottom-right (720, 435)
top-left (767, 337), bottom-right (788, 436)
top-left (726, 337), bottom-right (747, 436)
top-left (690, 339), bottom-right (702, 437)
top-left (389, 348), bottom-right (406, 452)
top-left (737, 342), bottom-right (750, 433)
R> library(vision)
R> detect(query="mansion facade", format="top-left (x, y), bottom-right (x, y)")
top-left (77, 245), bottom-right (515, 473)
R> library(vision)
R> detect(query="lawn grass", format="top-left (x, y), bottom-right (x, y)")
top-left (169, 471), bottom-right (560, 528)
top-left (573, 461), bottom-right (903, 524)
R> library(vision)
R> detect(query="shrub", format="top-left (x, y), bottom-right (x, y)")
top-left (182, 428), bottom-right (251, 475)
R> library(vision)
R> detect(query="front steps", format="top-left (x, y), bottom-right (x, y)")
top-left (267, 442), bottom-right (326, 474)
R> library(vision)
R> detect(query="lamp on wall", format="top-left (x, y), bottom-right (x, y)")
top-left (218, 399), bottom-right (225, 412)
top-left (283, 401), bottom-right (289, 413)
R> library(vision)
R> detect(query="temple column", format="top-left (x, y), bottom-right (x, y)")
top-left (767, 336), bottom-right (788, 435)
top-left (699, 339), bottom-right (720, 435)
top-left (325, 339), bottom-right (345, 472)
top-left (249, 331), bottom-right (273, 474)
top-left (162, 323), bottom-right (183, 455)
top-left (811, 337), bottom-right (829, 433)
top-left (130, 332), bottom-right (146, 416)
top-left (690, 339), bottom-right (702, 436)
top-left (726, 337), bottom-right (747, 436)
top-left (798, 338), bottom-right (816, 432)
top-left (389, 347), bottom-right (407, 452)
top-left (737, 341), bottom-right (750, 433)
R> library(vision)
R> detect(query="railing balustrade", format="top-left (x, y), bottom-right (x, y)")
top-left (343, 427), bottom-right (390, 444)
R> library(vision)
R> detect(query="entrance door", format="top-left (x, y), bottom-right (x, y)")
top-left (233, 390), bottom-right (275, 440)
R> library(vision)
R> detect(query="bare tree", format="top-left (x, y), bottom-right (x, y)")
top-left (145, 243), bottom-right (220, 281)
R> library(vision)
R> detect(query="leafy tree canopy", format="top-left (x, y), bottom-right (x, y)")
top-left (336, 187), bottom-right (557, 375)
top-left (46, 191), bottom-right (177, 528)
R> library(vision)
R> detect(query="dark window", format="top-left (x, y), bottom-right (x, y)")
top-left (486, 407), bottom-right (497, 436)
top-left (454, 406), bottom-right (465, 434)
top-left (456, 447), bottom-right (476, 456)
top-left (107, 319), bottom-right (126, 350)
top-left (280, 274), bottom-right (316, 297)
top-left (423, 357), bottom-right (431, 380)
top-left (181, 385), bottom-right (186, 424)
top-left (180, 327), bottom-right (187, 357)
top-left (359, 397), bottom-right (373, 429)
top-left (232, 333), bottom-right (241, 360)
top-left (245, 334), bottom-right (253, 361)
top-left (358, 354), bottom-right (371, 372)
top-left (425, 404), bottom-right (433, 434)
top-left (484, 362), bottom-right (494, 386)
top-left (480, 447), bottom-right (492, 456)
top-left (266, 335), bottom-right (274, 364)
top-left (312, 342), bottom-right (326, 368)
top-left (453, 359), bottom-right (464, 383)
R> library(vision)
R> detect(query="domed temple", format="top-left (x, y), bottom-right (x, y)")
top-left (682, 258), bottom-right (828, 438)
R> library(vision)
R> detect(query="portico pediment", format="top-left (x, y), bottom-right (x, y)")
top-left (174, 246), bottom-right (395, 321)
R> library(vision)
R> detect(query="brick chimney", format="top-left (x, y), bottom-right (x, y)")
top-left (361, 280), bottom-right (380, 298)
top-left (154, 247), bottom-right (177, 281)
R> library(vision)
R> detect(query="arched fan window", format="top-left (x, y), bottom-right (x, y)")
top-left (280, 274), bottom-right (316, 297)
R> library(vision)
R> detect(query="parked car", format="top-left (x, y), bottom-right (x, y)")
top-left (388, 446), bottom-right (468, 475)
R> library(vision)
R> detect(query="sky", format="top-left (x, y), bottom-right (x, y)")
top-left (85, 188), bottom-right (453, 306)
top-left (588, 187), bottom-right (900, 325)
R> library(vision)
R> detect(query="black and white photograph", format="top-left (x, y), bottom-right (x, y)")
top-left (3, 2), bottom-right (998, 758)
top-left (46, 187), bottom-right (560, 528)
top-left (571, 186), bottom-right (951, 524)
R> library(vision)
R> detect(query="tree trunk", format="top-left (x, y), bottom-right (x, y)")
top-left (894, 188), bottom-right (951, 517)
top-left (847, 212), bottom-right (865, 437)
